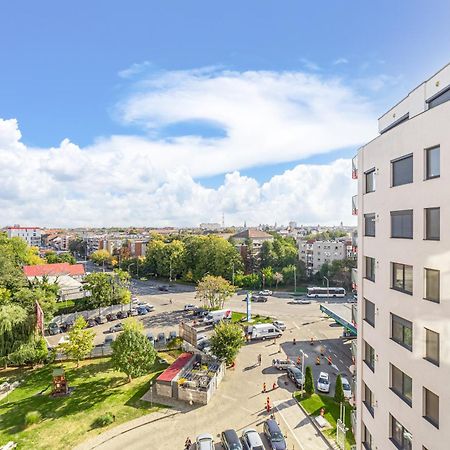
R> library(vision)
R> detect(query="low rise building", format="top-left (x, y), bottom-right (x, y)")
top-left (7, 225), bottom-right (42, 247)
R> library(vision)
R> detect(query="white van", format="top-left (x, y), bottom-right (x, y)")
top-left (249, 323), bottom-right (283, 340)
top-left (203, 309), bottom-right (232, 324)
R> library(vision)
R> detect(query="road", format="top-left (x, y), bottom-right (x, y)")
top-left (69, 280), bottom-right (354, 450)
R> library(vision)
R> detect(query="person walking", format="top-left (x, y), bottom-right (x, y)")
top-left (258, 354), bottom-right (262, 366)
top-left (184, 436), bottom-right (192, 449)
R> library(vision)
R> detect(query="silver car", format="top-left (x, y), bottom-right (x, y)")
top-left (196, 433), bottom-right (214, 450)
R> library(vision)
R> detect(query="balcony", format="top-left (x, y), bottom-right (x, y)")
top-left (352, 155), bottom-right (358, 179)
top-left (352, 195), bottom-right (358, 215)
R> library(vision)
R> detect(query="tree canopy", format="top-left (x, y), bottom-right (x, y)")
top-left (210, 322), bottom-right (245, 365)
top-left (59, 316), bottom-right (95, 367)
top-left (195, 275), bottom-right (235, 310)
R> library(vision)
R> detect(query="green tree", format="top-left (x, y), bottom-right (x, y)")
top-left (90, 250), bottom-right (112, 268)
top-left (209, 321), bottom-right (245, 365)
top-left (83, 272), bottom-right (114, 314)
top-left (304, 366), bottom-right (314, 396)
top-left (274, 272), bottom-right (283, 288)
top-left (59, 316), bottom-right (95, 367)
top-left (261, 266), bottom-right (274, 288)
top-left (334, 374), bottom-right (345, 403)
top-left (45, 251), bottom-right (76, 264)
top-left (111, 319), bottom-right (157, 382)
top-left (8, 336), bottom-right (48, 367)
top-left (195, 275), bottom-right (236, 309)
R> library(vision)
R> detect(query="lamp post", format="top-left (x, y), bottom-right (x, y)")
top-left (324, 276), bottom-right (330, 298)
top-left (293, 266), bottom-right (297, 292)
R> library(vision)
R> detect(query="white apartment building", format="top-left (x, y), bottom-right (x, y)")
top-left (7, 226), bottom-right (42, 247)
top-left (355, 64), bottom-right (450, 450)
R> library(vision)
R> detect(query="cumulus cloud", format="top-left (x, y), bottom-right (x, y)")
top-left (0, 66), bottom-right (372, 227)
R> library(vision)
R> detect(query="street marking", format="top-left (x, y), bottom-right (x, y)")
top-left (293, 322), bottom-right (301, 330)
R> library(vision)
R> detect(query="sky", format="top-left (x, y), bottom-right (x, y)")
top-left (1, 1), bottom-right (450, 228)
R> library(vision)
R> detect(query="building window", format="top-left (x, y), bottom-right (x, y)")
top-left (364, 341), bottom-right (375, 372)
top-left (362, 424), bottom-right (373, 450)
top-left (365, 169), bottom-right (376, 193)
top-left (423, 388), bottom-right (439, 428)
top-left (390, 364), bottom-right (412, 405)
top-left (427, 85), bottom-right (450, 109)
top-left (390, 415), bottom-right (412, 450)
top-left (425, 146), bottom-right (440, 179)
top-left (392, 263), bottom-right (413, 295)
top-left (365, 257), bottom-right (375, 282)
top-left (364, 213), bottom-right (376, 237)
top-left (424, 328), bottom-right (439, 366)
top-left (364, 299), bottom-right (375, 327)
top-left (363, 383), bottom-right (375, 417)
top-left (424, 268), bottom-right (440, 303)
top-left (425, 207), bottom-right (440, 240)
top-left (391, 210), bottom-right (413, 239)
top-left (391, 313), bottom-right (413, 351)
top-left (392, 154), bottom-right (413, 187)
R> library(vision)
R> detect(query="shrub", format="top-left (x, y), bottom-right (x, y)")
top-left (334, 374), bottom-right (345, 403)
top-left (92, 412), bottom-right (115, 428)
top-left (304, 366), bottom-right (314, 396)
top-left (25, 411), bottom-right (42, 427)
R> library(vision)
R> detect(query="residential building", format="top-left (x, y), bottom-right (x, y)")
top-left (7, 225), bottom-right (42, 247)
top-left (354, 64), bottom-right (450, 450)
top-left (128, 240), bottom-right (148, 258)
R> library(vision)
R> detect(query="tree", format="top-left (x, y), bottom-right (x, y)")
top-left (45, 251), bottom-right (76, 265)
top-left (209, 322), bottom-right (244, 365)
top-left (334, 374), bottom-right (345, 403)
top-left (261, 266), bottom-right (274, 288)
top-left (59, 316), bottom-right (95, 367)
top-left (90, 250), bottom-right (111, 268)
top-left (111, 319), bottom-right (157, 382)
top-left (8, 336), bottom-right (48, 367)
top-left (195, 275), bottom-right (236, 309)
top-left (83, 272), bottom-right (114, 313)
top-left (304, 366), bottom-right (314, 396)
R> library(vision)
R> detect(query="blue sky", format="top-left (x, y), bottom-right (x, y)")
top-left (0, 1), bottom-right (449, 226)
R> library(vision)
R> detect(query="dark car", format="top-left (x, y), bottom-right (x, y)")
top-left (221, 429), bottom-right (243, 450)
top-left (106, 313), bottom-right (118, 322)
top-left (137, 306), bottom-right (149, 315)
top-left (86, 319), bottom-right (97, 328)
top-left (287, 366), bottom-right (304, 388)
top-left (48, 322), bottom-right (60, 335)
top-left (193, 308), bottom-right (208, 317)
top-left (95, 316), bottom-right (107, 325)
top-left (158, 285), bottom-right (169, 292)
top-left (253, 296), bottom-right (268, 303)
top-left (117, 311), bottom-right (128, 319)
top-left (263, 419), bottom-right (287, 450)
top-left (60, 319), bottom-right (74, 332)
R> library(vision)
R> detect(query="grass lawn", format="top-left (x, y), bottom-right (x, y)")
top-left (54, 298), bottom-right (92, 316)
top-left (0, 355), bottom-right (171, 450)
top-left (231, 311), bottom-right (273, 325)
top-left (295, 393), bottom-right (355, 449)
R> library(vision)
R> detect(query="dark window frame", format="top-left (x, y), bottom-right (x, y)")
top-left (391, 153), bottom-right (413, 187)
top-left (365, 168), bottom-right (376, 194)
top-left (391, 313), bottom-right (413, 351)
top-left (390, 364), bottom-right (413, 406)
top-left (391, 262), bottom-right (413, 295)
top-left (427, 84), bottom-right (450, 109)
top-left (423, 387), bottom-right (439, 429)
top-left (424, 207), bottom-right (440, 241)
top-left (362, 423), bottom-right (373, 450)
top-left (424, 268), bottom-right (440, 303)
top-left (364, 298), bottom-right (375, 327)
top-left (363, 383), bottom-right (375, 417)
top-left (425, 146), bottom-right (440, 180)
top-left (364, 213), bottom-right (376, 237)
top-left (365, 257), bottom-right (375, 282)
top-left (364, 341), bottom-right (375, 372)
top-left (424, 328), bottom-right (439, 367)
top-left (391, 210), bottom-right (413, 239)
top-left (390, 414), bottom-right (412, 450)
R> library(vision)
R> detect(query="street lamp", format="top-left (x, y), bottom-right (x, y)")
top-left (323, 276), bottom-right (330, 298)
top-left (293, 266), bottom-right (297, 292)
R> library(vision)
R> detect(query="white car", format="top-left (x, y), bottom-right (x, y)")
top-left (272, 358), bottom-right (295, 370)
top-left (242, 429), bottom-right (264, 450)
top-left (259, 290), bottom-right (273, 296)
top-left (196, 433), bottom-right (214, 450)
top-left (184, 304), bottom-right (196, 311)
top-left (341, 377), bottom-right (352, 399)
top-left (317, 372), bottom-right (330, 393)
top-left (272, 320), bottom-right (286, 331)
top-left (290, 298), bottom-right (311, 305)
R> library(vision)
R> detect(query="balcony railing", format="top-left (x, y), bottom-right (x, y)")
top-left (352, 155), bottom-right (358, 179)
top-left (352, 195), bottom-right (358, 215)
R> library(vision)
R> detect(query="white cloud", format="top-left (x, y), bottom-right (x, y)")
top-left (0, 66), bottom-right (372, 227)
top-left (333, 58), bottom-right (349, 65)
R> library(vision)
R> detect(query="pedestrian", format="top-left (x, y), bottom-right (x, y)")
top-left (258, 354), bottom-right (262, 366)
top-left (272, 382), bottom-right (277, 390)
top-left (185, 436), bottom-right (192, 449)
top-left (293, 337), bottom-right (296, 345)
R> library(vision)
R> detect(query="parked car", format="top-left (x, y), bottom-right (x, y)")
top-left (184, 304), bottom-right (196, 311)
top-left (60, 319), bottom-right (75, 332)
top-left (137, 302), bottom-right (154, 312)
top-left (272, 320), bottom-right (286, 331)
top-left (128, 308), bottom-right (138, 317)
top-left (156, 332), bottom-right (166, 345)
top-left (317, 372), bottom-right (330, 393)
top-left (242, 429), bottom-right (264, 450)
top-left (263, 419), bottom-right (287, 450)
top-left (48, 322), bottom-right (60, 335)
top-left (253, 295), bottom-right (268, 303)
top-left (289, 298), bottom-right (311, 305)
top-left (117, 311), bottom-right (128, 319)
top-left (104, 335), bottom-right (114, 345)
top-left (272, 359), bottom-right (295, 371)
top-left (341, 377), bottom-right (352, 399)
top-left (158, 285), bottom-right (169, 292)
top-left (108, 323), bottom-right (124, 333)
top-left (86, 319), bottom-right (97, 328)
top-left (168, 330), bottom-right (177, 340)
top-left (287, 366), bottom-right (304, 388)
top-left (146, 332), bottom-right (155, 345)
top-left (195, 433), bottom-right (214, 450)
top-left (221, 429), bottom-right (243, 450)
top-left (259, 290), bottom-right (273, 296)
top-left (137, 306), bottom-right (149, 315)
top-left (106, 313), bottom-right (118, 322)
top-left (95, 316), bottom-right (107, 325)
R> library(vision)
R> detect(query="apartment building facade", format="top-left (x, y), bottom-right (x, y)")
top-left (7, 226), bottom-right (42, 247)
top-left (355, 64), bottom-right (450, 450)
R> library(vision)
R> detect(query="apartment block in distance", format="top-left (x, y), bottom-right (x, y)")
top-left (354, 64), bottom-right (450, 450)
top-left (7, 225), bottom-right (42, 247)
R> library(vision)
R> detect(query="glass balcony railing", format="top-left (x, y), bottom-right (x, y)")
top-left (352, 195), bottom-right (358, 215)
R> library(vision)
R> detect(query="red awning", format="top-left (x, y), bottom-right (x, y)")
top-left (157, 353), bottom-right (194, 383)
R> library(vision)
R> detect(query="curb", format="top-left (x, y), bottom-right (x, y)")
top-left (296, 400), bottom-right (337, 450)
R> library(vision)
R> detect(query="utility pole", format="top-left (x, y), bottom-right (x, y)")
top-left (293, 266), bottom-right (297, 292)
top-left (324, 276), bottom-right (330, 298)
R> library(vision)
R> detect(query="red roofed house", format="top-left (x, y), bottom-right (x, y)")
top-left (23, 263), bottom-right (88, 302)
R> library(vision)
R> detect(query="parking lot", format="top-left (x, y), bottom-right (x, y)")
top-left (71, 280), bottom-right (354, 450)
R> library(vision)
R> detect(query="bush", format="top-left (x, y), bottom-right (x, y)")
top-left (334, 374), bottom-right (345, 403)
top-left (24, 411), bottom-right (42, 427)
top-left (92, 412), bottom-right (115, 428)
top-left (304, 366), bottom-right (314, 396)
